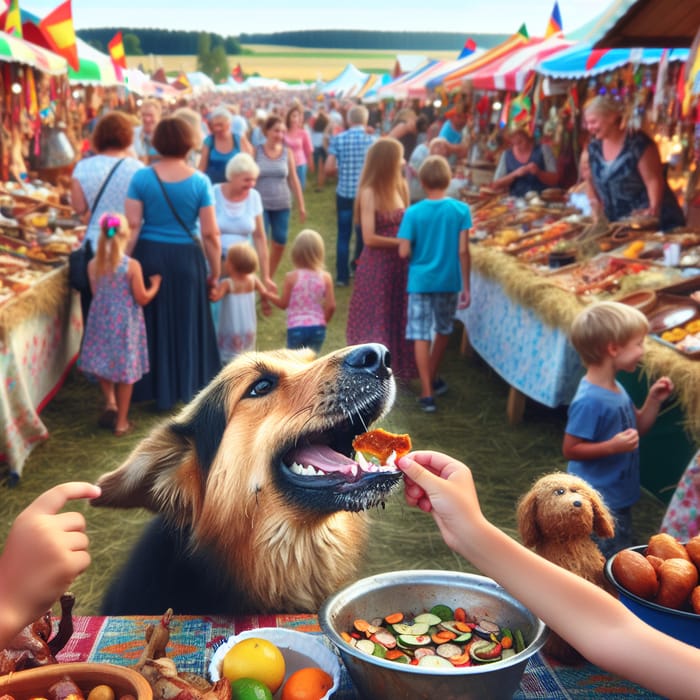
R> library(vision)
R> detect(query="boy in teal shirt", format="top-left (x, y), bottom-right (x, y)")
top-left (398, 155), bottom-right (471, 412)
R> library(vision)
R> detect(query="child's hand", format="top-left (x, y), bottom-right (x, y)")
top-left (649, 376), bottom-right (673, 403)
top-left (457, 289), bottom-right (471, 310)
top-left (0, 482), bottom-right (101, 633)
top-left (609, 428), bottom-right (639, 453)
top-left (260, 297), bottom-right (272, 316)
top-left (149, 274), bottom-right (162, 288)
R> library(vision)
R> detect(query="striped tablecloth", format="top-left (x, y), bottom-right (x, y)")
top-left (54, 614), bottom-right (663, 699)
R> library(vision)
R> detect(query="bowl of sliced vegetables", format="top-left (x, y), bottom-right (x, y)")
top-left (319, 569), bottom-right (547, 700)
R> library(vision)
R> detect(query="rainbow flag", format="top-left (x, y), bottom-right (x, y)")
top-left (458, 38), bottom-right (476, 60)
top-left (38, 0), bottom-right (79, 71)
top-left (4, 0), bottom-right (22, 38)
top-left (545, 2), bottom-right (563, 37)
top-left (108, 31), bottom-right (127, 69)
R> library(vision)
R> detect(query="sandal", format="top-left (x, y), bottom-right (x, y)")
top-left (113, 421), bottom-right (135, 438)
top-left (98, 408), bottom-right (118, 429)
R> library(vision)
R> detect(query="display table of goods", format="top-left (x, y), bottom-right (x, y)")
top-left (0, 180), bottom-right (82, 482)
top-left (0, 609), bottom-right (669, 699)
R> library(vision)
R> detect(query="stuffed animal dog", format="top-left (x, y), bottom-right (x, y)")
top-left (516, 472), bottom-right (616, 663)
top-left (93, 344), bottom-right (402, 615)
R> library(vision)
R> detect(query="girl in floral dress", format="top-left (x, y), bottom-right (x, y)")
top-left (209, 242), bottom-right (267, 364)
top-left (80, 214), bottom-right (161, 436)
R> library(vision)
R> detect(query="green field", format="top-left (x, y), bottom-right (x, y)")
top-left (129, 44), bottom-right (457, 82)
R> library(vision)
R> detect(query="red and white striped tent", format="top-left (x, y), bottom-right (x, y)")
top-left (463, 35), bottom-right (574, 91)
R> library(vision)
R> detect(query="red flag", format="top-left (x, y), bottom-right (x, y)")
top-left (232, 63), bottom-right (243, 83)
top-left (108, 31), bottom-right (127, 69)
top-left (38, 1), bottom-right (79, 71)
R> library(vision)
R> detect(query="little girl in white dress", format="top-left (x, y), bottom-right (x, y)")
top-left (210, 243), bottom-right (267, 364)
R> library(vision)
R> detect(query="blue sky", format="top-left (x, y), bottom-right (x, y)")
top-left (24, 0), bottom-right (612, 37)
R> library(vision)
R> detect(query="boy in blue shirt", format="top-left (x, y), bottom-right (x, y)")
top-left (398, 155), bottom-right (471, 412)
top-left (563, 301), bottom-right (673, 557)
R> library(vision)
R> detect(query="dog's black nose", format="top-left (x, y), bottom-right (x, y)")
top-left (572, 499), bottom-right (582, 508)
top-left (344, 344), bottom-right (392, 377)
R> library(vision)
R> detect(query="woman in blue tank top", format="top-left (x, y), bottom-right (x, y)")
top-left (199, 106), bottom-right (253, 184)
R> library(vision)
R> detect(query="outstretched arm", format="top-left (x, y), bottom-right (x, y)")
top-left (0, 482), bottom-right (102, 648)
top-left (398, 451), bottom-right (700, 700)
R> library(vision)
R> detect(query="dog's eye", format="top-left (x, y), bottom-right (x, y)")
top-left (554, 488), bottom-right (566, 496)
top-left (246, 375), bottom-right (278, 398)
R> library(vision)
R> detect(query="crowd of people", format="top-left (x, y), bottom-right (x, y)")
top-left (3, 87), bottom-right (693, 695)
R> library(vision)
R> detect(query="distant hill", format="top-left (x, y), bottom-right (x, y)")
top-left (78, 28), bottom-right (509, 55)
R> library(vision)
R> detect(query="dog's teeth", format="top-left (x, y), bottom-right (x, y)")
top-left (356, 452), bottom-right (369, 469)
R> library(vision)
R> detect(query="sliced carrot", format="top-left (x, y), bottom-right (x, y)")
top-left (341, 631), bottom-right (353, 644)
top-left (454, 607), bottom-right (467, 622)
top-left (455, 621), bottom-right (474, 633)
top-left (501, 635), bottom-right (513, 649)
top-left (353, 618), bottom-right (371, 633)
top-left (431, 630), bottom-right (456, 645)
top-left (449, 652), bottom-right (471, 666)
top-left (384, 612), bottom-right (404, 625)
top-left (385, 649), bottom-right (408, 661)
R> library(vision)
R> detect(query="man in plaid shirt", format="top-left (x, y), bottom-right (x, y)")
top-left (325, 104), bottom-right (376, 286)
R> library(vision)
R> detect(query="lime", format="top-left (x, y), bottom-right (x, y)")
top-left (230, 678), bottom-right (273, 700)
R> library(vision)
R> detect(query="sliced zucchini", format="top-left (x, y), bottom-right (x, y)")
top-left (414, 612), bottom-right (443, 626)
top-left (392, 622), bottom-right (430, 636)
top-left (418, 655), bottom-right (454, 669)
top-left (429, 604), bottom-right (454, 621)
top-left (397, 634), bottom-right (432, 647)
top-left (355, 638), bottom-right (376, 655)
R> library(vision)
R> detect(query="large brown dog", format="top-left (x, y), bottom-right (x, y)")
top-left (93, 344), bottom-right (402, 615)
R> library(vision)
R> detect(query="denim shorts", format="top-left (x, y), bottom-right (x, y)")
top-left (405, 292), bottom-right (458, 341)
top-left (287, 325), bottom-right (326, 353)
top-left (264, 208), bottom-right (291, 245)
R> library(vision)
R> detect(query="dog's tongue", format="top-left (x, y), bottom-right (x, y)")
top-left (290, 445), bottom-right (356, 473)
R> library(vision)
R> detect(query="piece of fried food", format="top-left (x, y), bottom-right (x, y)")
top-left (352, 428), bottom-right (412, 463)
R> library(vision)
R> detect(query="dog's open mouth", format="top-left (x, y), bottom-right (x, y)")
top-left (286, 444), bottom-right (400, 480)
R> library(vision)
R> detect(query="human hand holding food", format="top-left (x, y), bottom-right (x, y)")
top-left (609, 427), bottom-right (639, 453)
top-left (0, 482), bottom-right (101, 646)
top-left (648, 376), bottom-right (673, 403)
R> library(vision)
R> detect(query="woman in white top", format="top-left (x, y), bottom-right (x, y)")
top-left (213, 153), bottom-right (275, 293)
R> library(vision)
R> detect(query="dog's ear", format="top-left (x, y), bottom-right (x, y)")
top-left (516, 486), bottom-right (542, 547)
top-left (92, 377), bottom-right (229, 521)
top-left (585, 483), bottom-right (616, 539)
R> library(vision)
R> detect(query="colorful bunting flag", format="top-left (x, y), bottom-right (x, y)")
top-left (231, 63), bottom-right (243, 82)
top-left (173, 71), bottom-right (191, 91)
top-left (517, 23), bottom-right (529, 40)
top-left (38, 0), bottom-right (79, 71)
top-left (4, 0), bottom-right (22, 38)
top-left (107, 31), bottom-right (127, 69)
top-left (458, 38), bottom-right (476, 60)
top-left (545, 2), bottom-right (563, 38)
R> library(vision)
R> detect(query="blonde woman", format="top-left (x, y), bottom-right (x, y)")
top-left (133, 99), bottom-right (162, 164)
top-left (346, 138), bottom-right (416, 380)
top-left (199, 106), bottom-right (253, 185)
top-left (584, 95), bottom-right (684, 230)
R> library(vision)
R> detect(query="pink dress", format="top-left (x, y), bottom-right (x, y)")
top-left (288, 269), bottom-right (326, 329)
top-left (346, 208), bottom-right (416, 380)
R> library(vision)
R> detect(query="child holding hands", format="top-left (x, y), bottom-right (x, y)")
top-left (80, 213), bottom-right (161, 436)
top-left (397, 451), bottom-right (699, 700)
top-left (0, 482), bottom-right (101, 648)
top-left (563, 301), bottom-right (673, 556)
top-left (263, 229), bottom-right (335, 353)
top-left (210, 242), bottom-right (268, 363)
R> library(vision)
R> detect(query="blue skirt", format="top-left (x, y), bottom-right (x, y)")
top-left (132, 238), bottom-right (220, 411)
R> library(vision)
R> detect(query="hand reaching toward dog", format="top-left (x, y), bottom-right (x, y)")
top-left (0, 482), bottom-right (101, 648)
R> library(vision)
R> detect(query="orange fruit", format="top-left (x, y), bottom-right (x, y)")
top-left (222, 638), bottom-right (286, 693)
top-left (281, 667), bottom-right (334, 700)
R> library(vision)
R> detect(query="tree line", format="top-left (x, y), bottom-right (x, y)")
top-left (78, 28), bottom-right (510, 56)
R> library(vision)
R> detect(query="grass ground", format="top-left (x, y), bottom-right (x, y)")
top-left (129, 46), bottom-right (457, 82)
top-left (0, 182), bottom-right (667, 615)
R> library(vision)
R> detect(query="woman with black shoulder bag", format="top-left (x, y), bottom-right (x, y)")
top-left (125, 116), bottom-right (222, 411)
top-left (70, 111), bottom-right (144, 320)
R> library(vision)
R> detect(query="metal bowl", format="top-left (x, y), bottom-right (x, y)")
top-left (319, 570), bottom-right (547, 700)
top-left (604, 546), bottom-right (700, 648)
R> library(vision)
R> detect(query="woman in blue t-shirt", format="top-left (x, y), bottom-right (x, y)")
top-left (199, 106), bottom-right (253, 184)
top-left (126, 117), bottom-right (222, 411)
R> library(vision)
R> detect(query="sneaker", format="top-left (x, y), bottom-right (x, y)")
top-left (432, 377), bottom-right (448, 396)
top-left (419, 397), bottom-right (436, 413)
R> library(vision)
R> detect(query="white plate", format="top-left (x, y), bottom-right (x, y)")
top-left (208, 627), bottom-right (340, 699)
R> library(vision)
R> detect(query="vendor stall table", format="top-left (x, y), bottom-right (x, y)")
top-left (0, 267), bottom-right (81, 481)
top-left (54, 614), bottom-right (663, 698)
top-left (457, 245), bottom-right (697, 501)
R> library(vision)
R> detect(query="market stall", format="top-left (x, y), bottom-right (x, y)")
top-left (0, 186), bottom-right (79, 482)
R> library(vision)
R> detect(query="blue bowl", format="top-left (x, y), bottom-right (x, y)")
top-left (604, 545), bottom-right (700, 648)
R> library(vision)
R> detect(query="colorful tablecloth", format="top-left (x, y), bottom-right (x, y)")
top-left (456, 269), bottom-right (584, 407)
top-left (54, 615), bottom-right (663, 698)
top-left (0, 280), bottom-right (81, 479)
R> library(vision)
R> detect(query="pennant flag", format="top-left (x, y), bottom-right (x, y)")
top-left (172, 71), bottom-right (191, 91)
top-left (38, 0), bottom-right (79, 71)
top-left (545, 2), bottom-right (563, 38)
top-left (231, 63), bottom-right (243, 82)
top-left (4, 0), bottom-right (22, 38)
top-left (458, 38), bottom-right (476, 60)
top-left (151, 66), bottom-right (167, 83)
top-left (107, 31), bottom-right (127, 69)
top-left (517, 23), bottom-right (529, 40)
